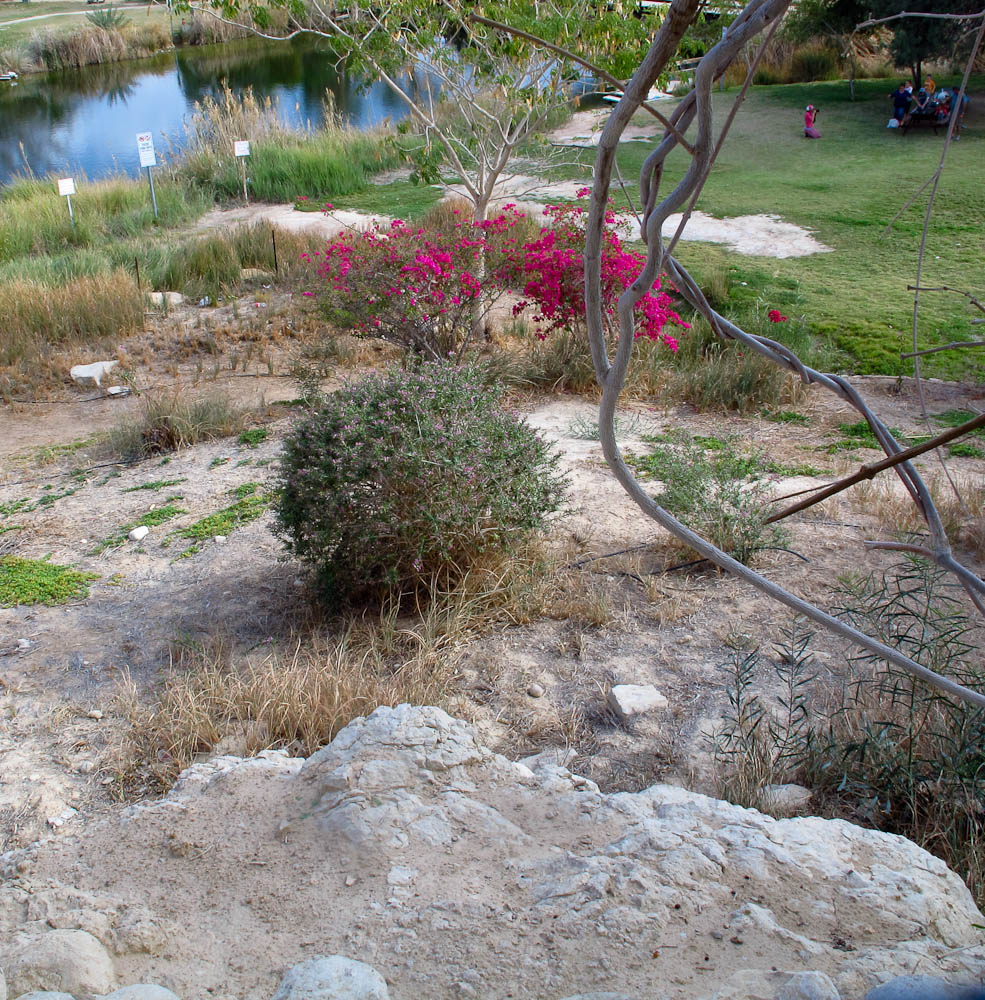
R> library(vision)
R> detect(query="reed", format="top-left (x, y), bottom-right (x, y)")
top-left (0, 271), bottom-right (143, 366)
top-left (24, 22), bottom-right (171, 73)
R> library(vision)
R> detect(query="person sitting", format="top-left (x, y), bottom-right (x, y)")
top-left (924, 75), bottom-right (936, 97)
top-left (914, 88), bottom-right (930, 114)
top-left (804, 104), bottom-right (821, 138)
top-left (935, 92), bottom-right (952, 125)
top-left (891, 82), bottom-right (911, 125)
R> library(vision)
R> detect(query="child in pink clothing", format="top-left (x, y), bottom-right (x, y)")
top-left (804, 105), bottom-right (821, 138)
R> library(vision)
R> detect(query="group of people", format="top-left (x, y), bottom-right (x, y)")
top-left (889, 78), bottom-right (968, 135)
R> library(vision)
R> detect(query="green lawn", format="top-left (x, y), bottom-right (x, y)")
top-left (593, 77), bottom-right (985, 379)
top-left (0, 1), bottom-right (170, 49)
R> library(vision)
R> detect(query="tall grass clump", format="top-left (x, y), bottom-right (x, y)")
top-left (713, 559), bottom-right (985, 904)
top-left (26, 22), bottom-right (171, 72)
top-left (0, 272), bottom-right (143, 366)
top-left (278, 361), bottom-right (568, 607)
top-left (106, 390), bottom-right (246, 461)
top-left (159, 234), bottom-right (241, 301)
top-left (0, 176), bottom-right (209, 262)
top-left (178, 86), bottom-right (402, 202)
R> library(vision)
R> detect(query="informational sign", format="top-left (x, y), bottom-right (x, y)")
top-left (57, 177), bottom-right (75, 197)
top-left (136, 131), bottom-right (157, 168)
top-left (234, 140), bottom-right (251, 158)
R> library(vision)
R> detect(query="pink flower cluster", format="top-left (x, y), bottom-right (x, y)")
top-left (768, 309), bottom-right (788, 323)
top-left (494, 195), bottom-right (687, 350)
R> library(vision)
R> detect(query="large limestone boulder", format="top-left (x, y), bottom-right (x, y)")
top-left (5, 928), bottom-right (115, 997)
top-left (271, 956), bottom-right (389, 1000)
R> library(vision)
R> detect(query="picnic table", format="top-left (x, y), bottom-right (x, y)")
top-left (900, 92), bottom-right (968, 135)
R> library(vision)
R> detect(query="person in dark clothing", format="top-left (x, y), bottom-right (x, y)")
top-left (891, 82), bottom-right (911, 124)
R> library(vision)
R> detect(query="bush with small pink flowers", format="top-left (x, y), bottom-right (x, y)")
top-left (277, 362), bottom-right (567, 606)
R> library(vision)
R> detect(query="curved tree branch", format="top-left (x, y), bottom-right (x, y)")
top-left (584, 0), bottom-right (985, 707)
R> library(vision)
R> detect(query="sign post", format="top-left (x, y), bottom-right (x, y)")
top-left (136, 131), bottom-right (158, 218)
top-left (234, 140), bottom-right (250, 203)
top-left (57, 177), bottom-right (76, 227)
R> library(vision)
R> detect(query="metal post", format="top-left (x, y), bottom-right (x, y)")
top-left (134, 256), bottom-right (141, 291)
top-left (241, 157), bottom-right (249, 203)
top-left (146, 165), bottom-right (158, 218)
top-left (271, 227), bottom-right (278, 274)
top-left (66, 194), bottom-right (74, 227)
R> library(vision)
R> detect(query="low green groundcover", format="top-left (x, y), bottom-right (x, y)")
top-left (0, 555), bottom-right (98, 607)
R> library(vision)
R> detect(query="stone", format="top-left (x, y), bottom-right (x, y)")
top-left (128, 526), bottom-right (149, 542)
top-left (5, 929), bottom-right (116, 997)
top-left (527, 683), bottom-right (545, 698)
top-left (148, 291), bottom-right (183, 307)
top-left (606, 684), bottom-right (668, 720)
top-left (12, 994), bottom-right (77, 1000)
top-left (759, 783), bottom-right (813, 816)
top-left (69, 361), bottom-right (118, 390)
top-left (213, 535), bottom-right (227, 544)
top-left (558, 994), bottom-right (635, 1000)
top-left (100, 985), bottom-right (181, 1000)
top-left (865, 976), bottom-right (985, 1000)
top-left (105, 386), bottom-right (130, 398)
top-left (712, 969), bottom-right (840, 999)
top-left (271, 956), bottom-right (389, 1000)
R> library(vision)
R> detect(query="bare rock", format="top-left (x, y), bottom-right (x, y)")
top-left (147, 292), bottom-right (183, 307)
top-left (5, 929), bottom-right (115, 997)
top-left (100, 985), bottom-right (181, 1000)
top-left (606, 684), bottom-right (668, 720)
top-left (271, 956), bottom-right (389, 1000)
top-left (12, 993), bottom-right (77, 1000)
top-left (711, 969), bottom-right (840, 999)
top-left (127, 526), bottom-right (149, 542)
top-left (758, 783), bottom-right (814, 817)
top-left (865, 976), bottom-right (985, 1000)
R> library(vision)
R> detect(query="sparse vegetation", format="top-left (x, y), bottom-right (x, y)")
top-left (713, 561), bottom-right (985, 905)
top-left (90, 503), bottom-right (187, 555)
top-left (629, 431), bottom-right (786, 564)
top-left (105, 391), bottom-right (246, 462)
top-left (0, 555), bottom-right (98, 606)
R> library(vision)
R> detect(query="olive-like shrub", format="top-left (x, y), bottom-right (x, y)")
top-left (277, 362), bottom-right (567, 605)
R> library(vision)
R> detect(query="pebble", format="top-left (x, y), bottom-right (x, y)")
top-left (128, 526), bottom-right (149, 542)
top-left (88, 710), bottom-right (104, 720)
top-left (213, 535), bottom-right (227, 544)
top-left (527, 683), bottom-right (545, 698)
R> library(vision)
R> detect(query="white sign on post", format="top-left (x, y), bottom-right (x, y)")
top-left (234, 140), bottom-right (251, 157)
top-left (57, 177), bottom-right (75, 197)
top-left (136, 131), bottom-right (156, 168)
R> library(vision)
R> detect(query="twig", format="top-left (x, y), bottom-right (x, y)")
top-left (766, 411), bottom-right (985, 524)
top-left (466, 12), bottom-right (697, 154)
top-left (901, 340), bottom-right (985, 359)
top-left (857, 9), bottom-right (985, 30)
top-left (906, 284), bottom-right (985, 315)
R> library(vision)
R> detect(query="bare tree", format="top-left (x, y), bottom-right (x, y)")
top-left (582, 0), bottom-right (985, 706)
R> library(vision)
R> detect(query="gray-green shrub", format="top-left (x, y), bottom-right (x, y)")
top-left (277, 362), bottom-right (567, 606)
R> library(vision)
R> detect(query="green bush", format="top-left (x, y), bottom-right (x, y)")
top-left (277, 362), bottom-right (567, 606)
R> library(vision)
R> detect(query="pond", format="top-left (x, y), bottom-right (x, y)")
top-left (0, 35), bottom-right (413, 187)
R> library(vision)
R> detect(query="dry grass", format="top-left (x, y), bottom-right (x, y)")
top-left (109, 546), bottom-right (565, 792)
top-left (851, 473), bottom-right (985, 559)
top-left (0, 271), bottom-right (143, 369)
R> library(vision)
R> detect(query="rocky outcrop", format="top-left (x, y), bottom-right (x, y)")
top-left (2, 706), bottom-right (984, 1000)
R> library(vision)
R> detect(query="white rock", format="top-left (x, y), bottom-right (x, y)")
top-left (526, 682), bottom-right (545, 698)
top-left (606, 683), bottom-right (668, 720)
top-left (70, 360), bottom-right (118, 389)
top-left (100, 985), bottom-right (181, 1000)
top-left (88, 710), bottom-right (103, 720)
top-left (128, 526), bottom-right (149, 542)
top-left (759, 783), bottom-right (814, 817)
top-left (271, 955), bottom-right (390, 1000)
top-left (712, 969), bottom-right (840, 999)
top-left (147, 291), bottom-right (183, 307)
top-left (5, 929), bottom-right (116, 997)
top-left (213, 535), bottom-right (227, 544)
top-left (17, 638), bottom-right (31, 651)
top-left (12, 993), bottom-right (77, 1000)
top-left (105, 386), bottom-right (130, 398)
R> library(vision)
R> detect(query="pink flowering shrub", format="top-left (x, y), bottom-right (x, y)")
top-left (493, 192), bottom-right (688, 351)
top-left (309, 195), bottom-right (687, 360)
top-left (768, 309), bottom-right (788, 323)
top-left (313, 213), bottom-right (523, 359)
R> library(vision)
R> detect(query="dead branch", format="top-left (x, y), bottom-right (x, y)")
top-left (902, 340), bottom-right (985, 359)
top-left (584, 0), bottom-right (985, 707)
top-left (766, 411), bottom-right (985, 524)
